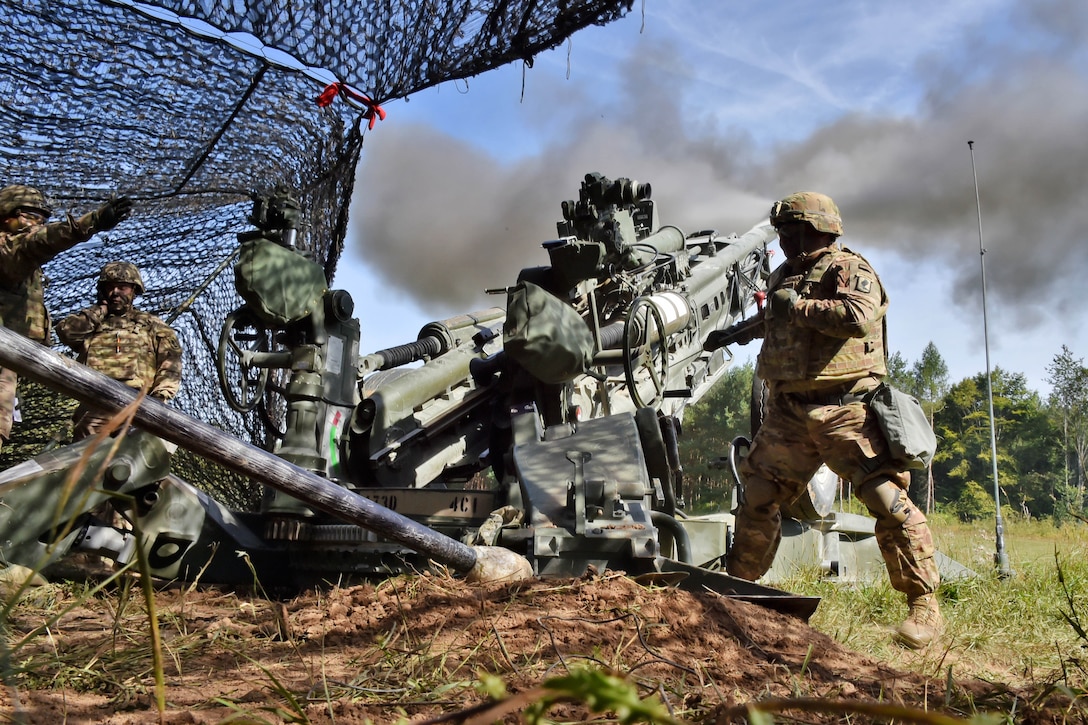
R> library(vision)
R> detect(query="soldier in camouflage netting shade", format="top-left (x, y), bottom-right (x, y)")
top-left (704, 191), bottom-right (943, 649)
top-left (56, 261), bottom-right (183, 441)
top-left (0, 185), bottom-right (133, 453)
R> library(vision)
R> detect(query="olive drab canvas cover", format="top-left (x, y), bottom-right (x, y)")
top-left (234, 240), bottom-right (328, 327)
top-left (504, 281), bottom-right (595, 385)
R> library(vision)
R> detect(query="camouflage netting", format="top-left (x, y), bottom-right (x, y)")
top-left (0, 0), bottom-right (633, 496)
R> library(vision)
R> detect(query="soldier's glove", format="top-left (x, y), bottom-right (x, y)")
top-left (703, 321), bottom-right (752, 351)
top-left (770, 288), bottom-right (799, 319)
top-left (92, 196), bottom-right (134, 232)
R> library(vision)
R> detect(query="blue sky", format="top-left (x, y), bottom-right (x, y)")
top-left (338, 0), bottom-right (1088, 397)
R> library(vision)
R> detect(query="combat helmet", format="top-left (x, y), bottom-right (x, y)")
top-left (770, 191), bottom-right (843, 236)
top-left (97, 261), bottom-right (145, 295)
top-left (0, 184), bottom-right (53, 220)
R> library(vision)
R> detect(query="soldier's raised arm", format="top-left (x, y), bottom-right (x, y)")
top-left (55, 304), bottom-right (109, 351)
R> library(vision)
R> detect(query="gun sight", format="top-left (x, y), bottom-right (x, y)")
top-left (244, 187), bottom-right (302, 249)
top-left (560, 173), bottom-right (650, 223)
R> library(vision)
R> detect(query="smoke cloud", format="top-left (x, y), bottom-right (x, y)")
top-left (350, 2), bottom-right (1087, 339)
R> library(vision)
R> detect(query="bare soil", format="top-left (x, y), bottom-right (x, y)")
top-left (0, 569), bottom-right (1072, 724)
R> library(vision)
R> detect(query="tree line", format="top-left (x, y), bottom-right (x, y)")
top-left (678, 344), bottom-right (1088, 523)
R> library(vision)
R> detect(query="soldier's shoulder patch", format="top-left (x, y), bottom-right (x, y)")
top-left (854, 276), bottom-right (873, 294)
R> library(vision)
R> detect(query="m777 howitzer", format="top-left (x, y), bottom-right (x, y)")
top-left (0, 173), bottom-right (834, 616)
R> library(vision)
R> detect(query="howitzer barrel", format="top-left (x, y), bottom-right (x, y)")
top-left (597, 291), bottom-right (691, 350)
top-left (682, 220), bottom-right (776, 332)
top-left (0, 325), bottom-right (479, 573)
top-left (639, 225), bottom-right (685, 255)
top-left (598, 222), bottom-right (776, 351)
top-left (710, 221), bottom-right (777, 267)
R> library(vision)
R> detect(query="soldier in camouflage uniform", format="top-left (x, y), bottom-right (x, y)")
top-left (0, 185), bottom-right (132, 453)
top-left (704, 191), bottom-right (942, 649)
top-left (55, 262), bottom-right (182, 440)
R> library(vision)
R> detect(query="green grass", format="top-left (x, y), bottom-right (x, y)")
top-left (777, 512), bottom-right (1088, 693)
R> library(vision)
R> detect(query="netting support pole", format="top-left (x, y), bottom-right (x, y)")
top-left (166, 247), bottom-right (241, 325)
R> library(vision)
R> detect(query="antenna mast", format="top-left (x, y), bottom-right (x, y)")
top-left (968, 139), bottom-right (1011, 578)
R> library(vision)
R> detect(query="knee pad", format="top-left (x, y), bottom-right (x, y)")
top-left (857, 478), bottom-right (912, 525)
top-left (738, 475), bottom-right (782, 521)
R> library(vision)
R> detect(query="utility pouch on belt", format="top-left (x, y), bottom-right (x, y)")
top-left (866, 382), bottom-right (937, 469)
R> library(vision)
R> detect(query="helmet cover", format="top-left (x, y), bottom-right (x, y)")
top-left (97, 261), bottom-right (145, 295)
top-left (0, 184), bottom-right (53, 220)
top-left (770, 191), bottom-right (843, 236)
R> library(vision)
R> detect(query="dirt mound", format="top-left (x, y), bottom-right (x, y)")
top-left (0, 571), bottom-right (1068, 723)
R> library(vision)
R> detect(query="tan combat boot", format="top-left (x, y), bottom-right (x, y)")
top-left (895, 593), bottom-right (943, 649)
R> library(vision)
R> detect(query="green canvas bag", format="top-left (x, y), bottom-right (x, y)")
top-left (504, 281), bottom-right (595, 384)
top-left (867, 383), bottom-right (938, 469)
top-left (234, 239), bottom-right (328, 326)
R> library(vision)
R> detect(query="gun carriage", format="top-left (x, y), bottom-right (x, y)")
top-left (1, 173), bottom-right (969, 617)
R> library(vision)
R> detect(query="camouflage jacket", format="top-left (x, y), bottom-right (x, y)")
top-left (55, 305), bottom-right (183, 401)
top-left (756, 244), bottom-right (888, 391)
top-left (0, 215), bottom-right (98, 344)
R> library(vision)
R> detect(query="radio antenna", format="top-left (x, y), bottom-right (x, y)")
top-left (969, 139), bottom-right (1012, 578)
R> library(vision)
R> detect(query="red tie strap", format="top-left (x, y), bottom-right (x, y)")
top-left (315, 82), bottom-right (387, 129)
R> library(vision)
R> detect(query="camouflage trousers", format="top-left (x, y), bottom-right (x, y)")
top-left (0, 366), bottom-right (15, 450)
top-left (727, 383), bottom-right (939, 598)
